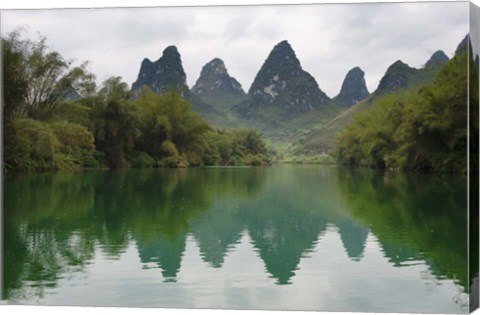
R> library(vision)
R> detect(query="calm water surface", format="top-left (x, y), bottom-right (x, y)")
top-left (2, 165), bottom-right (470, 313)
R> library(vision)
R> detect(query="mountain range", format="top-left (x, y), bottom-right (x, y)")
top-left (130, 37), bottom-right (461, 156)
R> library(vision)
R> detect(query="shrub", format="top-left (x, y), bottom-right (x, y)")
top-left (7, 118), bottom-right (59, 171)
top-left (131, 152), bottom-right (156, 168)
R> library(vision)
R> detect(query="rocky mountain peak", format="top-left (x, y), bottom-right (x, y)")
top-left (264, 40), bottom-right (300, 69)
top-left (333, 67), bottom-right (370, 107)
top-left (201, 58), bottom-right (228, 76)
top-left (131, 45), bottom-right (189, 96)
top-left (375, 60), bottom-right (421, 94)
top-left (425, 50), bottom-right (449, 69)
top-left (455, 34), bottom-right (469, 56)
top-left (247, 41), bottom-right (301, 97)
top-left (233, 40), bottom-right (330, 118)
top-left (162, 45), bottom-right (180, 59)
top-left (140, 58), bottom-right (153, 68)
top-left (191, 58), bottom-right (246, 108)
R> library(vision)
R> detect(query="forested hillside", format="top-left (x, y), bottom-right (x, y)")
top-left (2, 32), bottom-right (270, 172)
top-left (335, 52), bottom-right (471, 173)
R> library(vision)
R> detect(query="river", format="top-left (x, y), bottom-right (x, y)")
top-left (1, 165), bottom-right (470, 313)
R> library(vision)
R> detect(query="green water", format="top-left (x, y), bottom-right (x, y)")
top-left (1, 165), bottom-right (470, 312)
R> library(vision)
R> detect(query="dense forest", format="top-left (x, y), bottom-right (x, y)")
top-left (2, 32), bottom-right (270, 172)
top-left (335, 52), bottom-right (474, 173)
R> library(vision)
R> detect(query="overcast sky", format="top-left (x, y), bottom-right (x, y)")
top-left (1, 2), bottom-right (469, 97)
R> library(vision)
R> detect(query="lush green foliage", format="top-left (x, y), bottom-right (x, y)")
top-left (3, 32), bottom-right (97, 172)
top-left (4, 118), bottom-right (95, 171)
top-left (134, 88), bottom-right (212, 167)
top-left (84, 77), bottom-right (139, 168)
top-left (336, 53), bottom-right (469, 173)
top-left (2, 32), bottom-right (269, 172)
top-left (203, 129), bottom-right (270, 166)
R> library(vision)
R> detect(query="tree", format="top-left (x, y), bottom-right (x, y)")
top-left (134, 88), bottom-right (212, 166)
top-left (93, 77), bottom-right (138, 168)
top-left (2, 30), bottom-right (96, 119)
top-left (2, 30), bottom-right (29, 121)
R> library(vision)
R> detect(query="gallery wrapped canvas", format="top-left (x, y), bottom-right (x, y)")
top-left (0, 1), bottom-right (479, 314)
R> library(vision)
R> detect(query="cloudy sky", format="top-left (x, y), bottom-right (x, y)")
top-left (1, 2), bottom-right (469, 97)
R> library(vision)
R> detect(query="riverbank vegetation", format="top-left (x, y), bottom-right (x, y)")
top-left (336, 52), bottom-right (471, 173)
top-left (2, 32), bottom-right (270, 172)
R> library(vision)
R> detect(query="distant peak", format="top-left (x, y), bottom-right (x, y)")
top-left (131, 44), bottom-right (188, 94)
top-left (206, 58), bottom-right (226, 70)
top-left (209, 58), bottom-right (225, 66)
top-left (238, 38), bottom-right (329, 115)
top-left (141, 58), bottom-right (153, 66)
top-left (347, 67), bottom-right (364, 75)
top-left (164, 45), bottom-right (178, 52)
top-left (391, 60), bottom-right (408, 67)
top-left (201, 58), bottom-right (228, 76)
top-left (277, 40), bottom-right (290, 47)
top-left (262, 39), bottom-right (300, 70)
top-left (162, 45), bottom-right (180, 58)
top-left (425, 50), bottom-right (449, 68)
top-left (431, 50), bottom-right (448, 58)
top-left (385, 60), bottom-right (415, 73)
top-left (191, 57), bottom-right (246, 102)
top-left (334, 66), bottom-right (369, 107)
top-left (455, 34), bottom-right (469, 56)
top-left (375, 59), bottom-right (421, 94)
top-left (273, 40), bottom-right (294, 52)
